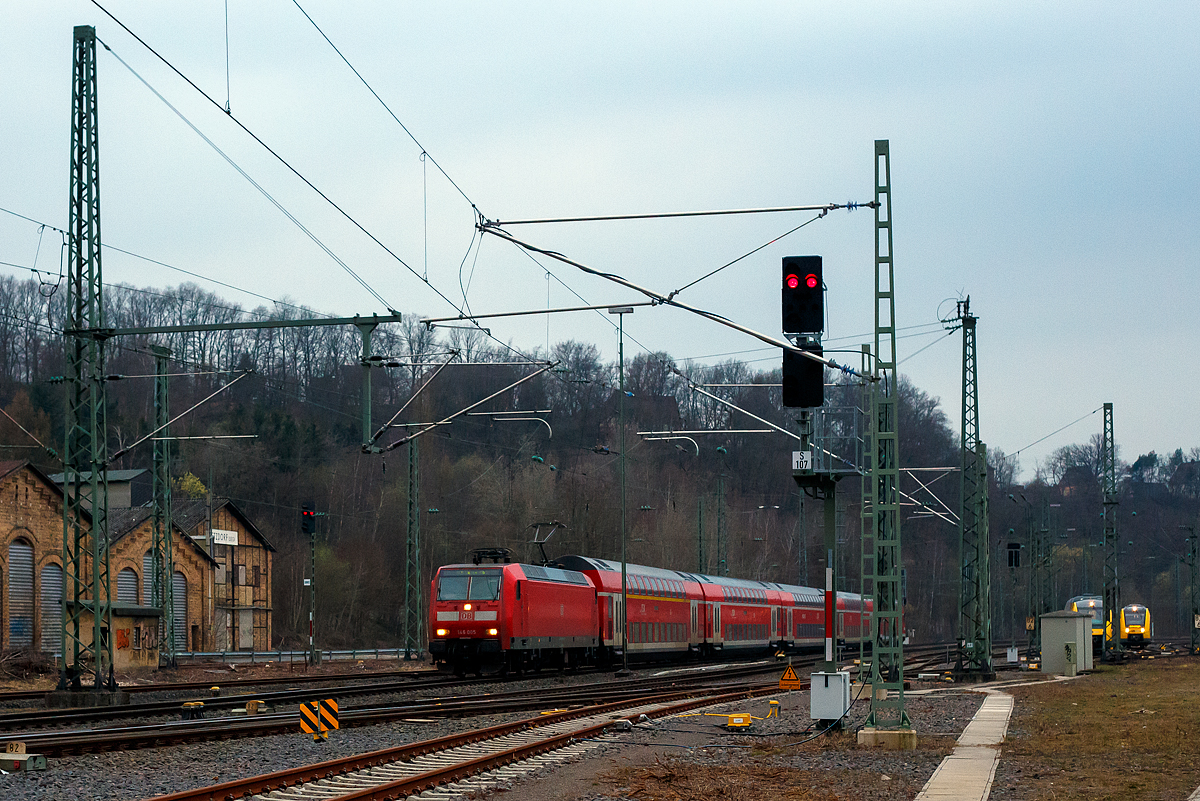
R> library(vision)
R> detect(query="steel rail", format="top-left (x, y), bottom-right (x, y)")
top-left (148, 686), bottom-right (781, 801)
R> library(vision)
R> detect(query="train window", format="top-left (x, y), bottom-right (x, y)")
top-left (437, 575), bottom-right (470, 600)
top-left (469, 574), bottom-right (502, 600)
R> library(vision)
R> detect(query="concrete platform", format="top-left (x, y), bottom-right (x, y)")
top-left (914, 690), bottom-right (1014, 801)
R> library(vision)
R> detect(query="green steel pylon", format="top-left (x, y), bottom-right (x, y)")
top-left (60, 25), bottom-right (116, 693)
top-left (403, 438), bottom-right (423, 658)
top-left (151, 345), bottom-right (175, 666)
top-left (866, 140), bottom-right (910, 730)
top-left (1101, 402), bottom-right (1122, 659)
top-left (952, 299), bottom-right (993, 679)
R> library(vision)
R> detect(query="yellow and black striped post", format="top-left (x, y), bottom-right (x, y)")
top-left (300, 699), bottom-right (339, 741)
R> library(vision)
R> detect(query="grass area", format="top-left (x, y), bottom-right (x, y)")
top-left (995, 656), bottom-right (1200, 800)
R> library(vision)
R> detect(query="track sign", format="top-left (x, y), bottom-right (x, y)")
top-left (778, 664), bottom-right (802, 691)
top-left (300, 698), bottom-right (339, 740)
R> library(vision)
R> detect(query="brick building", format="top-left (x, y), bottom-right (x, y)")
top-left (173, 499), bottom-right (274, 652)
top-left (0, 460), bottom-right (83, 653)
top-left (1, 460), bottom-right (274, 659)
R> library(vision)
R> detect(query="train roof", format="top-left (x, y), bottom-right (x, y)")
top-left (554, 555), bottom-right (852, 602)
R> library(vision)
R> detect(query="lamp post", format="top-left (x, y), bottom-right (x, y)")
top-left (609, 306), bottom-right (634, 676)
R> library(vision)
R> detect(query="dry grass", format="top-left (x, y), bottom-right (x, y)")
top-left (599, 762), bottom-right (841, 801)
top-left (996, 657), bottom-right (1200, 800)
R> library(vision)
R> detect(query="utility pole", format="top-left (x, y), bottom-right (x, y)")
top-left (1182, 523), bottom-right (1198, 655)
top-left (150, 345), bottom-right (174, 667)
top-left (59, 25), bottom-right (116, 695)
top-left (696, 497), bottom-right (705, 574)
top-left (303, 502), bottom-right (318, 665)
top-left (403, 439), bottom-right (422, 659)
top-left (1101, 403), bottom-right (1122, 660)
top-left (716, 473), bottom-right (728, 576)
top-left (864, 140), bottom-right (912, 736)
top-left (950, 298), bottom-right (992, 680)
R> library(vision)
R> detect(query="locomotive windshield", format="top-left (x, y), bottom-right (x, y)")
top-left (437, 569), bottom-right (502, 601)
top-left (1124, 607), bottom-right (1146, 626)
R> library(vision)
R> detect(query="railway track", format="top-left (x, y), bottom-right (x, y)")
top-left (2, 661), bottom-right (789, 756)
top-left (0, 667), bottom-right (439, 705)
top-left (147, 686), bottom-right (782, 801)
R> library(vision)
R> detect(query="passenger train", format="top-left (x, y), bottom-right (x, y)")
top-left (1064, 595), bottom-right (1152, 651)
top-left (428, 554), bottom-right (873, 675)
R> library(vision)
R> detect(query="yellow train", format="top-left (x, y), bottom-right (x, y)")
top-left (1066, 595), bottom-right (1104, 652)
top-left (1067, 596), bottom-right (1152, 650)
top-left (1117, 603), bottom-right (1151, 649)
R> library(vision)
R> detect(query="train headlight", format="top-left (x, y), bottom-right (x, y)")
top-left (463, 603), bottom-right (472, 611)
top-left (435, 628), bottom-right (448, 637)
top-left (488, 628), bottom-right (498, 636)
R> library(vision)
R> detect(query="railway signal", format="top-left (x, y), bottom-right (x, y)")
top-left (782, 256), bottom-right (823, 334)
top-left (782, 343), bottom-right (824, 408)
top-left (301, 502), bottom-right (316, 534)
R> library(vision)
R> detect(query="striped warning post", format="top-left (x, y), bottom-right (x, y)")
top-left (299, 699), bottom-right (339, 741)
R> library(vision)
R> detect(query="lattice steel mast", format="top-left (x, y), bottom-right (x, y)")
top-left (1101, 402), bottom-right (1121, 659)
top-left (60, 24), bottom-right (116, 692)
top-left (151, 345), bottom-right (175, 666)
top-left (866, 140), bottom-right (910, 729)
top-left (403, 438), bottom-right (423, 658)
top-left (952, 299), bottom-right (992, 679)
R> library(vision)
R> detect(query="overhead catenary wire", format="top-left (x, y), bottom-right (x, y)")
top-left (1004, 406), bottom-right (1104, 462)
top-left (479, 225), bottom-right (873, 382)
top-left (87, 3), bottom-right (572, 390)
top-left (289, 0), bottom-right (477, 210)
top-left (0, 207), bottom-right (326, 319)
top-left (97, 38), bottom-right (396, 313)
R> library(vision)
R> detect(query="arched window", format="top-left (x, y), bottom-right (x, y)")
top-left (117, 567), bottom-right (139, 604)
top-left (40, 563), bottom-right (63, 655)
top-left (7, 540), bottom-right (34, 647)
top-left (172, 571), bottom-right (187, 652)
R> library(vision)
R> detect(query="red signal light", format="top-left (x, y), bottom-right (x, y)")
top-left (805, 273), bottom-right (819, 289)
top-left (785, 274), bottom-right (800, 290)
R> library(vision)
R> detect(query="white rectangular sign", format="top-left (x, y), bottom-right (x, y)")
top-left (791, 450), bottom-right (812, 471)
top-left (211, 528), bottom-right (239, 546)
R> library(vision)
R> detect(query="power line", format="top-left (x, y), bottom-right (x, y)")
top-left (1, 206), bottom-right (318, 318)
top-left (97, 38), bottom-right (396, 312)
top-left (288, 0), bottom-right (477, 210)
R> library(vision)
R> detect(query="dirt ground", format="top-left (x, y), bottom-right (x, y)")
top-left (475, 686), bottom-right (976, 801)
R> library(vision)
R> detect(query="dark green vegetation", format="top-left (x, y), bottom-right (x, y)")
top-left (1, 275), bottom-right (1197, 648)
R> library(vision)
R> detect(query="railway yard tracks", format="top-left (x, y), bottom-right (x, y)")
top-left (0, 661), bottom-right (790, 757)
top-left (148, 687), bottom-right (780, 801)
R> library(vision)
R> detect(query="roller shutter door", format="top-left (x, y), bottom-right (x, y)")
top-left (142, 551), bottom-right (154, 606)
top-left (117, 568), bottom-right (139, 604)
top-left (172, 572), bottom-right (187, 652)
top-left (7, 541), bottom-right (34, 648)
top-left (40, 564), bottom-right (63, 655)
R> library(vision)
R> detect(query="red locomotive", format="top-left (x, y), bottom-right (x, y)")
top-left (429, 553), bottom-right (872, 675)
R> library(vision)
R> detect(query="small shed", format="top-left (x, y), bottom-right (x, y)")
top-left (1041, 610), bottom-right (1094, 675)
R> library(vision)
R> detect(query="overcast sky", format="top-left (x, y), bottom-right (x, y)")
top-left (2, 2), bottom-right (1197, 481)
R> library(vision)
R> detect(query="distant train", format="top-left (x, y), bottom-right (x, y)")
top-left (428, 554), bottom-right (873, 676)
top-left (1064, 596), bottom-right (1152, 651)
top-left (1118, 603), bottom-right (1151, 649)
top-left (1066, 595), bottom-right (1104, 652)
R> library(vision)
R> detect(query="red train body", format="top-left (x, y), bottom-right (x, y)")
top-left (429, 555), bottom-right (873, 675)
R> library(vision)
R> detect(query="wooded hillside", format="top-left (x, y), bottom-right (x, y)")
top-left (2, 274), bottom-right (1197, 648)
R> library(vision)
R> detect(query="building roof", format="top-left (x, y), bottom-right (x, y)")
top-left (173, 497), bottom-right (276, 552)
top-left (0, 460), bottom-right (91, 521)
top-left (48, 468), bottom-right (148, 484)
top-left (107, 505), bottom-right (217, 565)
